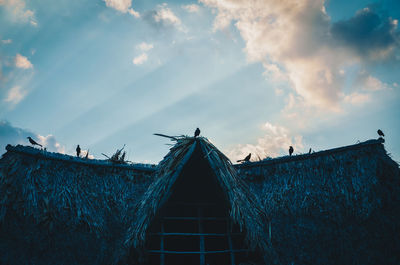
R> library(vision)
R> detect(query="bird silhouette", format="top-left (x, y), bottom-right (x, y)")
top-left (289, 146), bottom-right (294, 156)
top-left (377, 129), bottom-right (384, 137)
top-left (76, 145), bottom-right (81, 157)
top-left (27, 137), bottom-right (42, 147)
top-left (194, 128), bottom-right (200, 137)
top-left (237, 153), bottom-right (251, 162)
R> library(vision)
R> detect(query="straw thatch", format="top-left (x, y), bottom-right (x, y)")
top-left (0, 145), bottom-right (154, 265)
top-left (125, 137), bottom-right (267, 252)
top-left (236, 139), bottom-right (400, 265)
top-left (0, 139), bottom-right (399, 265)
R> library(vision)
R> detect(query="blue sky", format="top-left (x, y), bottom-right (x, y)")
top-left (0, 0), bottom-right (399, 163)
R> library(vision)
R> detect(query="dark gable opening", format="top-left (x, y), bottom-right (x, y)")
top-left (146, 144), bottom-right (261, 265)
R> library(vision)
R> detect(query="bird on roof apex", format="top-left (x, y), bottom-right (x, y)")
top-left (377, 129), bottom-right (384, 137)
top-left (289, 146), bottom-right (294, 156)
top-left (76, 145), bottom-right (81, 157)
top-left (27, 137), bottom-right (42, 147)
top-left (194, 127), bottom-right (200, 138)
top-left (237, 153), bottom-right (251, 163)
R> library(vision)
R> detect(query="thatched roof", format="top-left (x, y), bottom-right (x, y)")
top-left (236, 138), bottom-right (400, 264)
top-left (125, 137), bottom-right (267, 252)
top-left (0, 144), bottom-right (155, 265)
top-left (1, 139), bottom-right (399, 265)
top-left (0, 144), bottom-right (155, 226)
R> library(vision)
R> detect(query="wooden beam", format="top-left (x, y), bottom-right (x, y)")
top-left (198, 207), bottom-right (206, 265)
top-left (160, 221), bottom-right (165, 265)
top-left (148, 250), bottom-right (249, 254)
top-left (162, 216), bottom-right (227, 221)
top-left (150, 232), bottom-right (228, 236)
top-left (226, 221), bottom-right (236, 265)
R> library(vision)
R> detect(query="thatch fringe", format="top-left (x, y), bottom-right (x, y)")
top-left (0, 145), bottom-right (155, 265)
top-left (237, 139), bottom-right (400, 264)
top-left (198, 138), bottom-right (268, 250)
top-left (125, 137), bottom-right (268, 253)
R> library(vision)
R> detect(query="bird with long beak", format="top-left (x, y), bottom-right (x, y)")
top-left (27, 137), bottom-right (42, 147)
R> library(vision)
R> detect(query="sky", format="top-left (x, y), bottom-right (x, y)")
top-left (0, 0), bottom-right (399, 164)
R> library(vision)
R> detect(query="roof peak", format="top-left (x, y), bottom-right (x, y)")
top-left (126, 136), bottom-right (267, 251)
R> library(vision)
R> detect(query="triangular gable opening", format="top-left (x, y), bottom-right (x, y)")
top-left (145, 143), bottom-right (261, 265)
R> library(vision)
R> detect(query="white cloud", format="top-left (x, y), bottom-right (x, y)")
top-left (0, 121), bottom-right (74, 157)
top-left (132, 53), bottom-right (148, 65)
top-left (80, 149), bottom-right (95, 159)
top-left (200, 0), bottom-right (398, 111)
top-left (132, 42), bottom-right (153, 65)
top-left (1, 39), bottom-right (12, 44)
top-left (226, 122), bottom-right (303, 162)
top-left (103, 0), bottom-right (140, 18)
top-left (128, 8), bottom-right (140, 18)
top-left (0, 120), bottom-right (33, 154)
top-left (4, 85), bottom-right (27, 104)
top-left (30, 19), bottom-right (37, 26)
top-left (0, 0), bottom-right (37, 25)
top-left (182, 4), bottom-right (200, 13)
top-left (15, 53), bottom-right (33, 69)
top-left (136, 42), bottom-right (154, 52)
top-left (37, 134), bottom-right (65, 153)
top-left (153, 4), bottom-right (181, 26)
top-left (344, 92), bottom-right (371, 105)
top-left (361, 75), bottom-right (388, 91)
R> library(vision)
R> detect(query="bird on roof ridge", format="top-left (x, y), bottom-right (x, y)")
top-left (194, 127), bottom-right (200, 138)
top-left (76, 145), bottom-right (81, 157)
top-left (289, 146), bottom-right (294, 156)
top-left (237, 153), bottom-right (251, 163)
top-left (27, 137), bottom-right (42, 148)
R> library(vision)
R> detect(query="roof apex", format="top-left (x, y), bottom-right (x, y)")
top-left (125, 136), bottom-right (267, 251)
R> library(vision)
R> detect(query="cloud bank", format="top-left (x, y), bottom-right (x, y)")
top-left (4, 86), bottom-right (27, 104)
top-left (226, 122), bottom-right (304, 162)
top-left (200, 0), bottom-right (399, 110)
top-left (0, 0), bottom-right (37, 25)
top-left (103, 0), bottom-right (140, 18)
top-left (0, 120), bottom-right (65, 155)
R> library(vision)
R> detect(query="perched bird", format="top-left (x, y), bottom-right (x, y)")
top-left (237, 153), bottom-right (251, 163)
top-left (377, 129), bottom-right (384, 137)
top-left (27, 137), bottom-right (42, 147)
top-left (289, 146), bottom-right (294, 156)
top-left (194, 127), bottom-right (200, 138)
top-left (308, 148), bottom-right (312, 154)
top-left (76, 145), bottom-right (81, 157)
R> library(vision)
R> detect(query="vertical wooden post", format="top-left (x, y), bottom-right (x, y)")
top-left (198, 207), bottom-right (206, 265)
top-left (227, 220), bottom-right (236, 265)
top-left (160, 221), bottom-right (165, 265)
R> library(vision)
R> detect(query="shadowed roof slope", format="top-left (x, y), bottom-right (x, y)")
top-left (125, 136), bottom-right (267, 253)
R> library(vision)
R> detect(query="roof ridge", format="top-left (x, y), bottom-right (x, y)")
top-left (4, 144), bottom-right (156, 172)
top-left (236, 138), bottom-right (385, 168)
